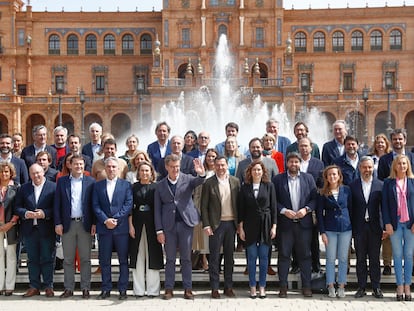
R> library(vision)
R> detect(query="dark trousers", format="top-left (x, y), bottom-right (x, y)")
top-left (354, 222), bottom-right (382, 289)
top-left (278, 224), bottom-right (312, 288)
top-left (292, 223), bottom-right (321, 272)
top-left (208, 221), bottom-right (235, 290)
top-left (98, 233), bottom-right (129, 292)
top-left (24, 229), bottom-right (55, 290)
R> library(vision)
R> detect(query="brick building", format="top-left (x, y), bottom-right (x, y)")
top-left (0, 0), bottom-right (413, 147)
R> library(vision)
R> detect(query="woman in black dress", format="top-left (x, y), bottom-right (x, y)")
top-left (129, 161), bottom-right (163, 297)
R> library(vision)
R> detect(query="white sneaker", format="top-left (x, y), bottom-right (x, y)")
top-left (337, 287), bottom-right (345, 298)
top-left (328, 287), bottom-right (336, 298)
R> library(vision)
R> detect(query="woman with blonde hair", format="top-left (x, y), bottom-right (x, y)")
top-left (126, 151), bottom-right (151, 184)
top-left (224, 136), bottom-right (245, 176)
top-left (382, 154), bottom-right (414, 301)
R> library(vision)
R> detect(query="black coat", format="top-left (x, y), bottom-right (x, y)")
top-left (1, 184), bottom-right (19, 244)
top-left (129, 182), bottom-right (163, 270)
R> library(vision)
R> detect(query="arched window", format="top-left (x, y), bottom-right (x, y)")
top-left (313, 31), bottom-right (325, 52)
top-left (351, 31), bottom-right (363, 51)
top-left (48, 34), bottom-right (60, 55)
top-left (294, 31), bottom-right (306, 52)
top-left (218, 24), bottom-right (228, 38)
top-left (370, 30), bottom-right (383, 51)
top-left (122, 34), bottom-right (134, 55)
top-left (85, 34), bottom-right (97, 55)
top-left (332, 31), bottom-right (344, 52)
top-left (390, 29), bottom-right (402, 50)
top-left (67, 34), bottom-right (78, 55)
top-left (140, 34), bottom-right (152, 55)
top-left (104, 34), bottom-right (115, 55)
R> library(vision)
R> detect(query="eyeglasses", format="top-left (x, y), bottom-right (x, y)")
top-left (199, 136), bottom-right (209, 140)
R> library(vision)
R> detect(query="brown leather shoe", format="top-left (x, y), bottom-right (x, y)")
top-left (93, 266), bottom-right (101, 274)
top-left (4, 290), bottom-right (13, 296)
top-left (243, 267), bottom-right (248, 275)
top-left (223, 288), bottom-right (235, 297)
top-left (163, 289), bottom-right (173, 300)
top-left (302, 288), bottom-right (313, 297)
top-left (45, 288), bottom-right (54, 297)
top-left (82, 289), bottom-right (90, 299)
top-left (184, 289), bottom-right (194, 300)
top-left (267, 266), bottom-right (276, 275)
top-left (211, 289), bottom-right (220, 299)
top-left (60, 289), bottom-right (73, 298)
top-left (279, 286), bottom-right (288, 298)
top-left (23, 288), bottom-right (40, 298)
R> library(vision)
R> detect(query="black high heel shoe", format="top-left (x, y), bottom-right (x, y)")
top-left (405, 294), bottom-right (412, 301)
top-left (396, 294), bottom-right (404, 301)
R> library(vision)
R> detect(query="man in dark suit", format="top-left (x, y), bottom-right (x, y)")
top-left (0, 133), bottom-right (29, 185)
top-left (157, 135), bottom-right (195, 179)
top-left (200, 156), bottom-right (240, 299)
top-left (333, 135), bottom-right (361, 185)
top-left (92, 157), bottom-right (133, 300)
top-left (54, 155), bottom-right (96, 299)
top-left (350, 156), bottom-right (384, 299)
top-left (36, 151), bottom-right (58, 182)
top-left (21, 125), bottom-right (58, 170)
top-left (286, 122), bottom-right (320, 159)
top-left (58, 134), bottom-right (92, 172)
top-left (147, 121), bottom-right (171, 172)
top-left (154, 154), bottom-right (205, 300)
top-left (321, 120), bottom-right (347, 166)
top-left (15, 163), bottom-right (56, 298)
top-left (50, 126), bottom-right (70, 167)
top-left (266, 118), bottom-right (291, 155)
top-left (272, 152), bottom-right (317, 298)
top-left (82, 122), bottom-right (102, 163)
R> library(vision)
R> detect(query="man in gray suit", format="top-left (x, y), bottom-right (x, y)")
top-left (154, 154), bottom-right (205, 300)
top-left (201, 156), bottom-right (240, 299)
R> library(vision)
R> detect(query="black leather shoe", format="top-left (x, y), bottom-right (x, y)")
top-left (372, 288), bottom-right (384, 299)
top-left (60, 289), bottom-right (73, 298)
top-left (119, 291), bottom-right (127, 300)
top-left (82, 289), bottom-right (90, 299)
top-left (354, 288), bottom-right (366, 298)
top-left (289, 267), bottom-right (300, 274)
top-left (96, 291), bottom-right (111, 299)
top-left (383, 265), bottom-right (391, 275)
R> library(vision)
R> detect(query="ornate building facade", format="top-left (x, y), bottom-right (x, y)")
top-left (0, 0), bottom-right (413, 146)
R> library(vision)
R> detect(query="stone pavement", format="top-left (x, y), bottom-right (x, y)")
top-left (1, 288), bottom-right (413, 311)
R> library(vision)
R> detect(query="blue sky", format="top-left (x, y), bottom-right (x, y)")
top-left (29, 0), bottom-right (413, 12)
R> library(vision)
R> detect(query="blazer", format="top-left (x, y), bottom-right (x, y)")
top-left (82, 142), bottom-right (95, 161)
top-left (147, 140), bottom-right (171, 173)
top-left (14, 179), bottom-right (56, 237)
top-left (333, 153), bottom-right (360, 185)
top-left (157, 153), bottom-right (196, 180)
top-left (54, 174), bottom-right (96, 233)
top-left (200, 175), bottom-right (240, 231)
top-left (276, 135), bottom-right (291, 155)
top-left (44, 167), bottom-right (58, 182)
top-left (154, 173), bottom-right (205, 232)
top-left (382, 177), bottom-right (414, 230)
top-left (21, 144), bottom-right (58, 169)
top-left (10, 156), bottom-right (29, 185)
top-left (322, 139), bottom-right (342, 166)
top-left (272, 172), bottom-right (317, 231)
top-left (92, 178), bottom-right (133, 235)
top-left (317, 185), bottom-right (352, 233)
top-left (305, 157), bottom-right (324, 188)
top-left (377, 151), bottom-right (414, 181)
top-left (236, 157), bottom-right (279, 184)
top-left (349, 177), bottom-right (383, 236)
top-left (1, 184), bottom-right (19, 244)
top-left (238, 182), bottom-right (277, 246)
top-left (286, 141), bottom-right (321, 159)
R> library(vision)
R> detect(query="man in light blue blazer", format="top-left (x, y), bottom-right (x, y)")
top-left (155, 154), bottom-right (205, 300)
top-left (92, 157), bottom-right (133, 300)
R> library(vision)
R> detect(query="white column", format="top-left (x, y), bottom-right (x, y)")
top-left (239, 16), bottom-right (245, 46)
top-left (240, 0), bottom-right (244, 9)
top-left (201, 0), bottom-right (206, 9)
top-left (201, 16), bottom-right (206, 47)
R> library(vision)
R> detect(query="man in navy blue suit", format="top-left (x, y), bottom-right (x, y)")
top-left (0, 133), bottom-right (28, 185)
top-left (82, 122), bottom-right (102, 163)
top-left (155, 154), bottom-right (205, 300)
top-left (321, 120), bottom-right (347, 166)
top-left (266, 118), bottom-right (291, 155)
top-left (157, 135), bottom-right (195, 179)
top-left (333, 135), bottom-right (361, 185)
top-left (21, 125), bottom-right (58, 170)
top-left (147, 121), bottom-right (171, 172)
top-left (15, 163), bottom-right (56, 298)
top-left (58, 134), bottom-right (92, 172)
top-left (350, 156), bottom-right (384, 299)
top-left (92, 157), bottom-right (133, 300)
top-left (272, 152), bottom-right (317, 298)
top-left (54, 155), bottom-right (96, 299)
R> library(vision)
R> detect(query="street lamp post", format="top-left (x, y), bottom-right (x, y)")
top-left (56, 79), bottom-right (64, 126)
top-left (385, 72), bottom-right (393, 136)
top-left (136, 77), bottom-right (145, 129)
top-left (300, 73), bottom-right (309, 120)
top-left (362, 86), bottom-right (369, 146)
top-left (79, 89), bottom-right (85, 146)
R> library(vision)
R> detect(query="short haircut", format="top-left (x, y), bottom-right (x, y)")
top-left (155, 121), bottom-right (171, 134)
top-left (344, 135), bottom-right (358, 145)
top-left (0, 162), bottom-right (16, 179)
top-left (225, 122), bottom-right (239, 132)
top-left (70, 154), bottom-right (85, 164)
top-left (36, 151), bottom-right (52, 163)
top-left (266, 118), bottom-right (279, 127)
top-left (0, 133), bottom-right (12, 140)
top-left (68, 134), bottom-right (81, 142)
top-left (103, 138), bottom-right (117, 149)
top-left (104, 156), bottom-right (119, 166)
top-left (294, 121), bottom-right (309, 133)
top-left (125, 134), bottom-right (139, 145)
top-left (32, 125), bottom-right (47, 136)
top-left (390, 128), bottom-right (407, 140)
top-left (248, 137), bottom-right (262, 148)
top-left (165, 154), bottom-right (180, 165)
top-left (214, 155), bottom-right (228, 164)
top-left (359, 155), bottom-right (374, 166)
top-left (332, 120), bottom-right (347, 130)
top-left (286, 152), bottom-right (302, 162)
top-left (89, 122), bottom-right (102, 132)
top-left (53, 126), bottom-right (68, 136)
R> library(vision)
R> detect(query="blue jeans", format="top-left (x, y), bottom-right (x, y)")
top-left (246, 242), bottom-right (269, 288)
top-left (389, 222), bottom-right (414, 286)
top-left (325, 230), bottom-right (352, 286)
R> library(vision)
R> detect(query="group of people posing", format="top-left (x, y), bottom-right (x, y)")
top-left (0, 118), bottom-right (413, 303)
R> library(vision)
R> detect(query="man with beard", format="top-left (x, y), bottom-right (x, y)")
top-left (286, 122), bottom-right (320, 159)
top-left (333, 136), bottom-right (361, 185)
top-left (58, 134), bottom-right (92, 172)
top-left (0, 133), bottom-right (28, 185)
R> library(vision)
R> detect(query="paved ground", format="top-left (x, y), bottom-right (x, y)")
top-left (2, 287), bottom-right (413, 311)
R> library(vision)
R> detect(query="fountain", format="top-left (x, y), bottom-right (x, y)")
top-left (135, 34), bottom-right (329, 151)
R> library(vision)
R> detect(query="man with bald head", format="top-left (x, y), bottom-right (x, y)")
top-left (188, 131), bottom-right (211, 163)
